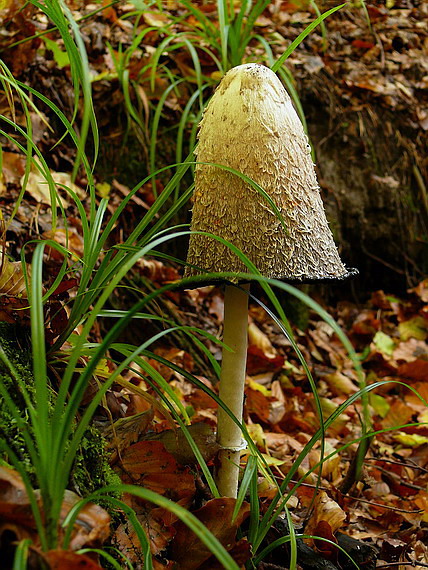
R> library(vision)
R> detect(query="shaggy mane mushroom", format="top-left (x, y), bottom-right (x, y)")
top-left (185, 63), bottom-right (357, 497)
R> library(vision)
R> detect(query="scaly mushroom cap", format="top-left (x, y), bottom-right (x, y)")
top-left (185, 63), bottom-right (356, 282)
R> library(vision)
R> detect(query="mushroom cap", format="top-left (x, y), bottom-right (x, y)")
top-left (185, 63), bottom-right (357, 283)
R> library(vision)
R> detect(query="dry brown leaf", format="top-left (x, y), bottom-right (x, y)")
top-left (0, 151), bottom-right (26, 188)
top-left (309, 441), bottom-right (341, 481)
top-left (170, 498), bottom-right (251, 570)
top-left (0, 294), bottom-right (30, 325)
top-left (60, 490), bottom-right (111, 551)
top-left (143, 10), bottom-right (171, 27)
top-left (393, 338), bottom-right (428, 363)
top-left (381, 398), bottom-right (415, 429)
top-left (245, 383), bottom-right (274, 423)
top-left (146, 423), bottom-right (220, 465)
top-left (113, 506), bottom-right (176, 562)
top-left (397, 359), bottom-right (428, 382)
top-left (248, 322), bottom-right (277, 357)
top-left (102, 409), bottom-right (155, 464)
top-left (23, 166), bottom-right (84, 208)
top-left (247, 344), bottom-right (285, 375)
top-left (313, 520), bottom-right (338, 563)
top-left (0, 247), bottom-right (29, 298)
top-left (0, 467), bottom-right (111, 551)
top-left (118, 440), bottom-right (196, 503)
top-left (111, 439), bottom-right (198, 564)
top-left (304, 491), bottom-right (346, 547)
top-left (409, 279), bottom-right (428, 303)
top-left (42, 228), bottom-right (84, 260)
top-left (137, 258), bottom-right (181, 284)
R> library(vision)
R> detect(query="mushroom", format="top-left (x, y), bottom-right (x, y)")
top-left (185, 63), bottom-right (356, 497)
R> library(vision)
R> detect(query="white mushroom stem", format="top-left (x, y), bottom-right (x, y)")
top-left (216, 283), bottom-right (250, 498)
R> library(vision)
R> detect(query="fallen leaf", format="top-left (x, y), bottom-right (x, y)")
top-left (246, 344), bottom-right (285, 375)
top-left (0, 295), bottom-right (31, 326)
top-left (103, 409), bottom-right (155, 463)
top-left (0, 247), bottom-right (29, 298)
top-left (305, 491), bottom-right (346, 547)
top-left (313, 520), bottom-right (338, 563)
top-left (42, 37), bottom-right (70, 69)
top-left (146, 423), bottom-right (220, 465)
top-left (42, 228), bottom-right (84, 260)
top-left (372, 331), bottom-right (395, 356)
top-left (352, 39), bottom-right (375, 50)
top-left (369, 393), bottom-right (390, 418)
top-left (409, 279), bottom-right (428, 303)
top-left (246, 382), bottom-right (275, 423)
top-left (248, 322), bottom-right (277, 357)
top-left (118, 440), bottom-right (196, 503)
top-left (397, 359), bottom-right (428, 382)
top-left (23, 165), bottom-right (84, 208)
top-left (114, 440), bottom-right (196, 562)
top-left (309, 440), bottom-right (341, 481)
top-left (393, 338), bottom-right (428, 362)
top-left (398, 317), bottom-right (428, 341)
top-left (143, 10), bottom-right (171, 27)
top-left (381, 398), bottom-right (414, 429)
top-left (137, 258), bottom-right (181, 284)
top-left (170, 498), bottom-right (251, 570)
top-left (393, 432), bottom-right (428, 447)
top-left (0, 467), bottom-right (110, 551)
top-left (413, 492), bottom-right (428, 523)
top-left (323, 371), bottom-right (358, 395)
top-left (1, 151), bottom-right (26, 185)
top-left (57, 490), bottom-right (110, 550)
top-left (113, 505), bottom-right (175, 562)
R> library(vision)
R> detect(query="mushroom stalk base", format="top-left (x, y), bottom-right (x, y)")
top-left (216, 283), bottom-right (249, 498)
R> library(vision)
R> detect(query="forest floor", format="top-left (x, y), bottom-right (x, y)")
top-left (0, 1), bottom-right (427, 569)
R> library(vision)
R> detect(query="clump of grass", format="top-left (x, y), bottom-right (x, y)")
top-left (112, 0), bottom-right (344, 197)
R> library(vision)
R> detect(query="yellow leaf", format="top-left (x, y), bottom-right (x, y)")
top-left (259, 453), bottom-right (285, 466)
top-left (247, 423), bottom-right (265, 447)
top-left (398, 317), bottom-right (428, 341)
top-left (373, 331), bottom-right (395, 356)
top-left (248, 378), bottom-right (271, 397)
top-left (369, 393), bottom-right (390, 418)
top-left (324, 371), bottom-right (358, 395)
top-left (248, 322), bottom-right (277, 358)
top-left (393, 432), bottom-right (428, 447)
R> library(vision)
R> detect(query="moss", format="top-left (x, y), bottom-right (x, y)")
top-left (72, 424), bottom-right (122, 497)
top-left (0, 323), bottom-right (37, 482)
top-left (0, 322), bottom-right (119, 498)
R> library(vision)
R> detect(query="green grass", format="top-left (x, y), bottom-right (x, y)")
top-left (114, 0), bottom-right (344, 194)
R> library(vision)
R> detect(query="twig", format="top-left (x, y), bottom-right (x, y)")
top-left (288, 480), bottom-right (422, 514)
top-left (364, 456), bottom-right (428, 474)
top-left (376, 562), bottom-right (428, 569)
top-left (346, 495), bottom-right (423, 514)
top-left (374, 465), bottom-right (426, 492)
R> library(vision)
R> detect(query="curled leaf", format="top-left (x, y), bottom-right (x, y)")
top-left (170, 498), bottom-right (251, 570)
top-left (0, 248), bottom-right (28, 298)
